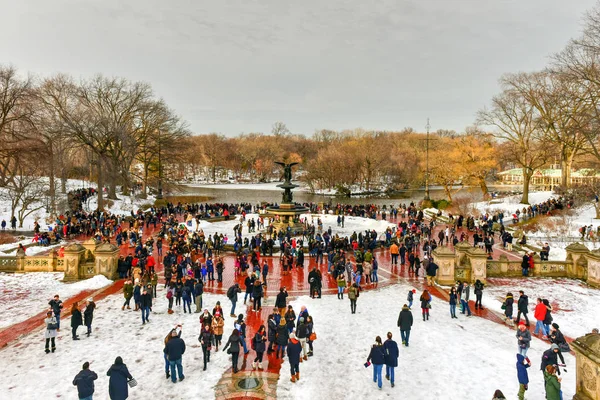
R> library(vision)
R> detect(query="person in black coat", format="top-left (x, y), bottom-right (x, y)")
top-left (164, 330), bottom-right (186, 382)
top-left (540, 344), bottom-right (565, 376)
top-left (367, 336), bottom-right (386, 389)
top-left (84, 299), bottom-right (96, 336)
top-left (275, 287), bottom-right (288, 314)
top-left (107, 356), bottom-right (133, 400)
top-left (383, 332), bottom-right (399, 388)
top-left (140, 287), bottom-right (152, 324)
top-left (516, 291), bottom-right (529, 326)
top-left (397, 304), bottom-right (413, 346)
top-left (275, 319), bottom-right (289, 359)
top-left (71, 302), bottom-right (83, 340)
top-left (287, 333), bottom-right (303, 382)
top-left (198, 324), bottom-right (213, 371)
top-left (252, 325), bottom-right (267, 370)
top-left (73, 361), bottom-right (97, 399)
top-left (267, 312), bottom-right (277, 353)
top-left (222, 329), bottom-right (242, 373)
top-left (308, 267), bottom-right (322, 298)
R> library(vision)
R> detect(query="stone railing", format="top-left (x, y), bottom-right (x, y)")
top-left (0, 237), bottom-right (119, 281)
top-left (433, 242), bottom-right (599, 288)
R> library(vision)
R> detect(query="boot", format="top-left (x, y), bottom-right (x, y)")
top-left (290, 375), bottom-right (296, 383)
top-left (127, 306), bottom-right (131, 309)
top-left (252, 362), bottom-right (257, 370)
top-left (423, 313), bottom-right (426, 321)
top-left (45, 349), bottom-right (50, 354)
top-left (303, 355), bottom-right (307, 361)
top-left (296, 372), bottom-right (300, 381)
top-left (166, 371), bottom-right (170, 379)
top-left (121, 306), bottom-right (125, 310)
top-left (230, 314), bottom-right (236, 318)
top-left (426, 313), bottom-right (429, 320)
top-left (51, 347), bottom-right (56, 353)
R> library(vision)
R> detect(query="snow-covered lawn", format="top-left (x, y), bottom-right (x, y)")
top-left (0, 273), bottom-right (112, 329)
top-left (0, 281), bottom-right (584, 399)
top-left (482, 278), bottom-right (599, 339)
top-left (474, 191), bottom-right (555, 216)
top-left (280, 284), bottom-right (576, 400)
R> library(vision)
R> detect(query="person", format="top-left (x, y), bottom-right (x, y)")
top-left (252, 279), bottom-right (264, 312)
top-left (407, 289), bottom-right (414, 309)
top-left (235, 314), bottom-right (249, 354)
top-left (367, 336), bottom-right (385, 389)
top-left (492, 389), bottom-right (507, 400)
top-left (449, 287), bottom-right (458, 319)
top-left (163, 325), bottom-right (182, 379)
top-left (285, 305), bottom-right (296, 334)
top-left (222, 329), bottom-right (242, 373)
top-left (267, 312), bottom-right (278, 354)
top-left (84, 298), bottom-right (96, 337)
top-left (164, 329), bottom-right (186, 383)
top-left (516, 290), bottom-right (529, 326)
top-left (252, 325), bottom-right (267, 370)
top-left (425, 259), bottom-right (438, 286)
top-left (420, 289), bottom-right (431, 321)
top-left (212, 312), bottom-right (225, 351)
top-left (516, 322), bottom-right (531, 356)
top-left (503, 292), bottom-right (514, 326)
top-left (140, 287), bottom-right (152, 324)
top-left (308, 267), bottom-right (322, 298)
top-left (306, 315), bottom-right (315, 357)
top-left (227, 283), bottom-right (241, 317)
top-left (541, 344), bottom-right (566, 376)
top-left (194, 279), bottom-right (204, 313)
top-left (516, 354), bottom-right (530, 400)
top-left (533, 297), bottom-right (547, 338)
top-left (542, 299), bottom-right (553, 337)
top-left (199, 324), bottom-right (213, 371)
top-left (541, 242), bottom-right (550, 261)
top-left (461, 282), bottom-right (472, 317)
top-left (474, 279), bottom-right (484, 309)
top-left (122, 280), bottom-right (133, 311)
top-left (336, 275), bottom-right (346, 299)
top-left (383, 332), bottom-right (399, 388)
top-left (521, 253), bottom-right (530, 276)
top-left (296, 316), bottom-right (309, 361)
top-left (348, 282), bottom-right (359, 314)
top-left (73, 361), bottom-right (98, 400)
top-left (48, 294), bottom-right (63, 330)
top-left (397, 304), bottom-right (413, 346)
top-left (276, 287), bottom-right (288, 315)
top-left (44, 311), bottom-right (58, 353)
top-left (549, 323), bottom-right (570, 353)
top-left (543, 365), bottom-right (562, 400)
top-left (287, 332), bottom-right (303, 382)
top-left (275, 318), bottom-right (289, 359)
top-left (71, 302), bottom-right (83, 340)
top-left (107, 356), bottom-right (133, 400)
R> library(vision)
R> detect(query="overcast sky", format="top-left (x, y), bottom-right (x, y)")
top-left (1, 0), bottom-right (597, 135)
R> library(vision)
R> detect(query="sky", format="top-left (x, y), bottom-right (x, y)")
top-left (1, 0), bottom-right (597, 136)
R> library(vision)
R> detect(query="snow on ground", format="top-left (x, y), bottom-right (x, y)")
top-left (278, 283), bottom-right (576, 400)
top-left (482, 277), bottom-right (599, 339)
top-left (0, 273), bottom-right (112, 329)
top-left (0, 288), bottom-right (236, 399)
top-left (185, 213), bottom-right (397, 242)
top-left (474, 191), bottom-right (555, 216)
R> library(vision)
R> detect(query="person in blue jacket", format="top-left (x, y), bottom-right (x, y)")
top-left (73, 361), bottom-right (97, 400)
top-left (107, 357), bottom-right (133, 400)
top-left (516, 353), bottom-right (530, 400)
top-left (383, 332), bottom-right (399, 388)
top-left (367, 336), bottom-right (386, 389)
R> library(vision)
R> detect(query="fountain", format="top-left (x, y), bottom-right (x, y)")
top-left (265, 162), bottom-right (309, 234)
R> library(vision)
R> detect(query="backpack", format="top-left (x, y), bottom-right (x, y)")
top-left (227, 286), bottom-right (235, 299)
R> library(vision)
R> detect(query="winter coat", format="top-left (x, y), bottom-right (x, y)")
top-left (48, 299), bottom-right (63, 315)
top-left (164, 337), bottom-right (186, 360)
top-left (254, 332), bottom-right (267, 353)
top-left (516, 329), bottom-right (531, 349)
top-left (267, 319), bottom-right (277, 342)
top-left (276, 324), bottom-right (289, 345)
top-left (73, 368), bottom-right (98, 399)
top-left (44, 317), bottom-right (58, 339)
top-left (462, 285), bottom-right (470, 302)
top-left (123, 284), bottom-right (133, 299)
top-left (544, 371), bottom-right (561, 400)
top-left (407, 291), bottom-right (413, 302)
top-left (348, 286), bottom-right (359, 300)
top-left (223, 334), bottom-right (241, 353)
top-left (285, 311), bottom-right (296, 330)
top-left (419, 293), bottom-right (431, 309)
top-left (474, 280), bottom-right (484, 294)
top-left (296, 322), bottom-right (308, 339)
top-left (534, 303), bottom-right (547, 321)
top-left (504, 296), bottom-right (514, 316)
top-left (383, 339), bottom-right (399, 367)
top-left (84, 302), bottom-right (96, 326)
top-left (199, 330), bottom-right (213, 348)
top-left (140, 292), bottom-right (152, 308)
top-left (540, 349), bottom-right (559, 371)
top-left (275, 291), bottom-right (288, 308)
top-left (518, 295), bottom-right (529, 313)
top-left (426, 262), bottom-right (438, 277)
top-left (516, 354), bottom-right (529, 385)
top-left (212, 317), bottom-right (225, 336)
top-left (367, 344), bottom-right (386, 365)
top-left (543, 306), bottom-right (553, 325)
top-left (287, 338), bottom-right (302, 364)
top-left (252, 283), bottom-right (263, 299)
top-left (71, 309), bottom-right (83, 328)
top-left (397, 307), bottom-right (413, 330)
top-left (107, 363), bottom-right (132, 400)
top-left (449, 292), bottom-right (457, 305)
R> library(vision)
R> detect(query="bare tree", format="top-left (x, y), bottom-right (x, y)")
top-left (271, 121), bottom-right (290, 136)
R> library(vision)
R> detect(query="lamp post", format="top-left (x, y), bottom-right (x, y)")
top-left (156, 129), bottom-right (163, 200)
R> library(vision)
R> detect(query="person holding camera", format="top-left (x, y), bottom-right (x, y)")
top-left (44, 311), bottom-right (58, 353)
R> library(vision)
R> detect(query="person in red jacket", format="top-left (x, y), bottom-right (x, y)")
top-left (146, 255), bottom-right (156, 274)
top-left (533, 297), bottom-right (547, 338)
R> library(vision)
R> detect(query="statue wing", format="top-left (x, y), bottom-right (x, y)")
top-left (274, 162), bottom-right (286, 167)
top-left (288, 162), bottom-right (299, 167)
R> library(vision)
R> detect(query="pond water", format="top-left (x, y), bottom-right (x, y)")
top-left (173, 185), bottom-right (500, 206)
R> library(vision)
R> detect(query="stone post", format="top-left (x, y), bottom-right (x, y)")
top-left (566, 243), bottom-right (590, 279)
top-left (432, 246), bottom-right (456, 285)
top-left (571, 333), bottom-right (600, 400)
top-left (82, 237), bottom-right (99, 261)
top-left (466, 247), bottom-right (488, 284)
top-left (63, 243), bottom-right (85, 281)
top-left (94, 243), bottom-right (120, 280)
top-left (454, 241), bottom-right (472, 268)
top-left (585, 250), bottom-right (600, 288)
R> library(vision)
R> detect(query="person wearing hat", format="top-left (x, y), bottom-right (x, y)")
top-left (72, 361), bottom-right (97, 400)
top-left (211, 312), bottom-right (225, 351)
top-left (44, 310), bottom-right (58, 353)
top-left (287, 332), bottom-right (302, 382)
top-left (84, 298), bottom-right (96, 337)
top-left (407, 289), bottom-right (415, 310)
top-left (541, 343), bottom-right (566, 376)
top-left (516, 353), bottom-right (530, 400)
top-left (516, 322), bottom-right (531, 356)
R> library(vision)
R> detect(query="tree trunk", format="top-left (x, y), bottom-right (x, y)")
top-left (521, 169), bottom-right (531, 204)
top-left (212, 163), bottom-right (216, 183)
top-left (106, 161), bottom-right (118, 200)
top-left (60, 167), bottom-right (67, 194)
top-left (48, 155), bottom-right (56, 217)
top-left (478, 176), bottom-right (489, 198)
top-left (595, 202), bottom-right (600, 219)
top-left (96, 159), bottom-right (104, 210)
